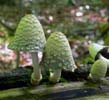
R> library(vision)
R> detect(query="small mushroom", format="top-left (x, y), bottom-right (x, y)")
top-left (89, 58), bottom-right (107, 82)
top-left (89, 43), bottom-right (104, 59)
top-left (41, 32), bottom-right (77, 83)
top-left (89, 43), bottom-right (109, 68)
top-left (8, 14), bottom-right (46, 85)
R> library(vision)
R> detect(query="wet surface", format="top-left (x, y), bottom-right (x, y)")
top-left (45, 87), bottom-right (109, 100)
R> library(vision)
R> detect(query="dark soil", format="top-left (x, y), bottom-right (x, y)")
top-left (0, 66), bottom-right (108, 90)
top-left (0, 66), bottom-right (32, 90)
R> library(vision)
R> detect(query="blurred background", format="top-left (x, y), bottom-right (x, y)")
top-left (0, 0), bottom-right (109, 71)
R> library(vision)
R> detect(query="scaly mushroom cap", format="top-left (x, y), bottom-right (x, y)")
top-left (41, 32), bottom-right (77, 71)
top-left (8, 14), bottom-right (46, 52)
top-left (89, 59), bottom-right (107, 80)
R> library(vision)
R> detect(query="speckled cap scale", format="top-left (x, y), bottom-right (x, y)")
top-left (8, 14), bottom-right (46, 52)
top-left (41, 32), bottom-right (77, 71)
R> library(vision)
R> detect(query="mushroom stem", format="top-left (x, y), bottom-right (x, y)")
top-left (16, 51), bottom-right (20, 68)
top-left (49, 69), bottom-right (61, 83)
top-left (31, 52), bottom-right (42, 85)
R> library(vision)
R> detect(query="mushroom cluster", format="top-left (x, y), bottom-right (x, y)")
top-left (8, 14), bottom-right (108, 85)
top-left (41, 32), bottom-right (77, 83)
top-left (88, 43), bottom-right (108, 82)
top-left (8, 14), bottom-right (46, 85)
top-left (8, 14), bottom-right (77, 85)
top-left (89, 43), bottom-right (109, 68)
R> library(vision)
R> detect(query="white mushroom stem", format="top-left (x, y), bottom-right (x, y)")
top-left (49, 69), bottom-right (62, 83)
top-left (31, 52), bottom-right (42, 85)
top-left (16, 51), bottom-right (20, 68)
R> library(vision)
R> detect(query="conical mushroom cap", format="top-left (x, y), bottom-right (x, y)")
top-left (8, 14), bottom-right (46, 52)
top-left (41, 32), bottom-right (77, 71)
top-left (89, 43), bottom-right (104, 59)
top-left (89, 59), bottom-right (107, 80)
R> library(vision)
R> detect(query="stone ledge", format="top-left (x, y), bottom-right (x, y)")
top-left (0, 81), bottom-right (109, 99)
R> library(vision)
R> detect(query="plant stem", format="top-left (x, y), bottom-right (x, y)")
top-left (31, 52), bottom-right (42, 85)
top-left (19, 0), bottom-right (24, 19)
top-left (49, 69), bottom-right (62, 83)
top-left (16, 51), bottom-right (20, 68)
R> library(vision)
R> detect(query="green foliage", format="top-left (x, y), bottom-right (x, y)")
top-left (82, 56), bottom-right (94, 64)
top-left (99, 22), bottom-right (109, 35)
top-left (0, 25), bottom-right (8, 44)
top-left (99, 22), bottom-right (109, 45)
top-left (70, 0), bottom-right (105, 7)
top-left (0, 0), bottom-right (107, 41)
top-left (104, 31), bottom-right (109, 45)
top-left (0, 0), bottom-right (16, 6)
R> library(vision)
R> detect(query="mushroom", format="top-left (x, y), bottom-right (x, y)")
top-left (89, 43), bottom-right (104, 59)
top-left (8, 14), bottom-right (46, 85)
top-left (41, 32), bottom-right (77, 83)
top-left (89, 43), bottom-right (109, 68)
top-left (88, 58), bottom-right (107, 82)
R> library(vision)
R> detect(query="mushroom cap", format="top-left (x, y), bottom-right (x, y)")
top-left (41, 32), bottom-right (77, 71)
top-left (8, 14), bottom-right (46, 52)
top-left (89, 59), bottom-right (107, 80)
top-left (89, 43), bottom-right (104, 59)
